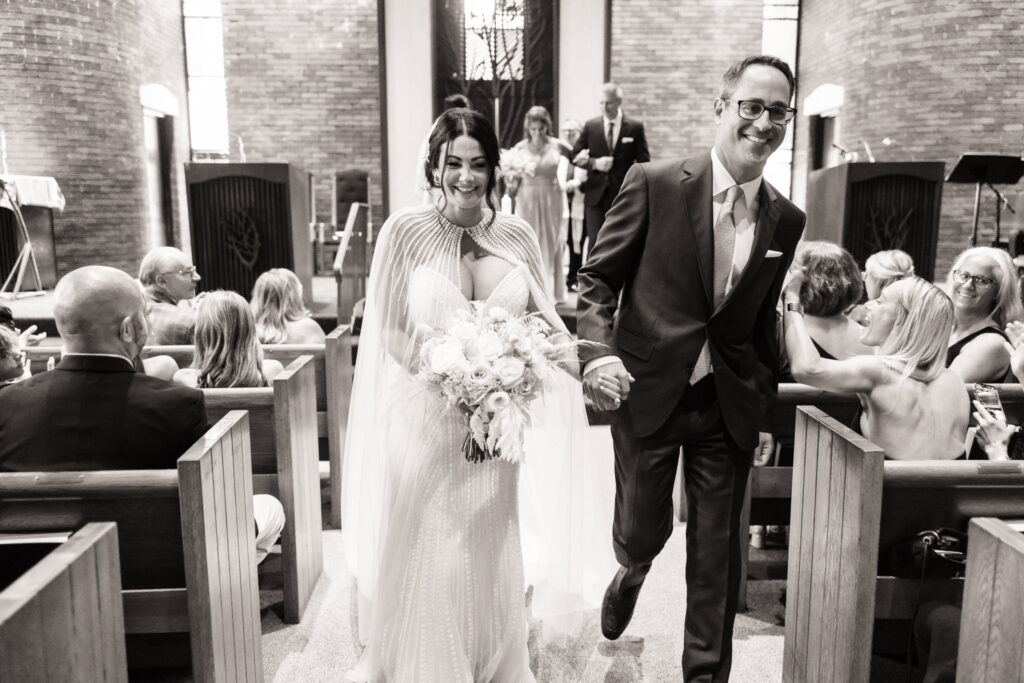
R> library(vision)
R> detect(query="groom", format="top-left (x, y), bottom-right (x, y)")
top-left (577, 55), bottom-right (805, 681)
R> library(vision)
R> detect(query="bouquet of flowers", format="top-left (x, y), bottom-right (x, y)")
top-left (498, 146), bottom-right (537, 185)
top-left (416, 304), bottom-right (571, 464)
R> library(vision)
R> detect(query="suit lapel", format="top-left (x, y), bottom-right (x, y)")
top-left (716, 180), bottom-right (782, 312)
top-left (679, 154), bottom-right (714, 306)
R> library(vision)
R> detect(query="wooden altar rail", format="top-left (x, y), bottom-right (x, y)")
top-left (0, 412), bottom-right (262, 682)
top-left (0, 523), bottom-right (127, 682)
top-left (782, 406), bottom-right (1024, 682)
top-left (25, 325), bottom-right (355, 529)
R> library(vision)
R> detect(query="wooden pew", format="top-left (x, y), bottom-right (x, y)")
top-left (202, 354), bottom-right (323, 624)
top-left (0, 412), bottom-right (262, 682)
top-left (957, 517), bottom-right (1024, 682)
top-left (0, 523), bottom-right (127, 682)
top-left (26, 327), bottom-right (355, 529)
top-left (783, 405), bottom-right (1024, 682)
top-left (739, 383), bottom-right (1024, 611)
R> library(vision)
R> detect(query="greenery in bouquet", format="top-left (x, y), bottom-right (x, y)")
top-left (416, 304), bottom-right (573, 463)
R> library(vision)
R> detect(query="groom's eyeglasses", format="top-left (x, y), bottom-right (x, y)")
top-left (724, 99), bottom-right (796, 125)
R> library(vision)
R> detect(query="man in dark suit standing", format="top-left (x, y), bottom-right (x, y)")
top-left (572, 82), bottom-right (650, 247)
top-left (0, 265), bottom-right (208, 470)
top-left (577, 56), bottom-right (805, 681)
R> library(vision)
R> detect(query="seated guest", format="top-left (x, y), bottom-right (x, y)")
top-left (0, 266), bottom-right (283, 563)
top-left (784, 275), bottom-right (968, 460)
top-left (969, 319), bottom-right (1024, 461)
top-left (173, 290), bottom-right (284, 388)
top-left (864, 249), bottom-right (915, 299)
top-left (848, 249), bottom-right (915, 326)
top-left (0, 324), bottom-right (27, 384)
top-left (789, 241), bottom-right (875, 362)
top-left (0, 304), bottom-right (46, 346)
top-left (138, 246), bottom-right (202, 344)
top-left (946, 247), bottom-right (1022, 383)
top-left (251, 268), bottom-right (325, 344)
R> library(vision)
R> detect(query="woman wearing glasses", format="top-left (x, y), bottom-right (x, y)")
top-left (946, 247), bottom-right (1023, 383)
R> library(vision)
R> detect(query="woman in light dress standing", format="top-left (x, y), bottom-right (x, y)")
top-left (507, 106), bottom-right (573, 303)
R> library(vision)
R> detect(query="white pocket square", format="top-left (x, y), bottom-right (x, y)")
top-left (621, 136), bottom-right (634, 143)
top-left (765, 249), bottom-right (783, 258)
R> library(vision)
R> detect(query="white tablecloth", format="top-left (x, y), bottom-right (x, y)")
top-left (0, 175), bottom-right (65, 212)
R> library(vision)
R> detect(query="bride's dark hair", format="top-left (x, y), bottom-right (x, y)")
top-left (425, 108), bottom-right (500, 216)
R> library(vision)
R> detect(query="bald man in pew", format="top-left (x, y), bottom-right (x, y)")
top-left (0, 265), bottom-right (284, 563)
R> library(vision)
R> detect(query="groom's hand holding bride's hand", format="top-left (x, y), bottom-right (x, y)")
top-left (583, 361), bottom-right (634, 412)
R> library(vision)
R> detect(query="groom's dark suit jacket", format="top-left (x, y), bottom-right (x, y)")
top-left (577, 153), bottom-right (805, 451)
top-left (572, 115), bottom-right (650, 209)
top-left (0, 354), bottom-right (210, 472)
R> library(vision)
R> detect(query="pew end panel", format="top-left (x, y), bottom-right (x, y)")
top-left (0, 412), bottom-right (262, 682)
top-left (178, 410), bottom-right (263, 682)
top-left (273, 354), bottom-right (324, 623)
top-left (783, 405), bottom-right (885, 683)
top-left (0, 522), bottom-right (127, 683)
top-left (202, 356), bottom-right (323, 624)
top-left (325, 324), bottom-right (353, 528)
top-left (957, 517), bottom-right (1024, 682)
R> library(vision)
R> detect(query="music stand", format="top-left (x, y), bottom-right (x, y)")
top-left (946, 154), bottom-right (1024, 247)
top-left (0, 178), bottom-right (45, 298)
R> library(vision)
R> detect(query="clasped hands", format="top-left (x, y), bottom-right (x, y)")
top-left (582, 360), bottom-right (632, 412)
top-left (583, 361), bottom-right (775, 466)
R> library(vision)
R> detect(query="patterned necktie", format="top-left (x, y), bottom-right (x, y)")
top-left (690, 184), bottom-right (742, 385)
top-left (606, 121), bottom-right (615, 153)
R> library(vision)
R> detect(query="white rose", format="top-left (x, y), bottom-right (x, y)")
top-left (488, 306), bottom-right (510, 321)
top-left (493, 357), bottom-right (526, 388)
top-left (449, 321), bottom-right (478, 341)
top-left (477, 331), bottom-right (505, 361)
top-left (429, 339), bottom-right (468, 376)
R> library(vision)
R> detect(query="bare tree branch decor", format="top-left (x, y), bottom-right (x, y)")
top-left (221, 208), bottom-right (261, 269)
top-left (867, 205), bottom-right (915, 253)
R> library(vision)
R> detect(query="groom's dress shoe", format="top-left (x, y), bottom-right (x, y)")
top-left (601, 564), bottom-right (649, 640)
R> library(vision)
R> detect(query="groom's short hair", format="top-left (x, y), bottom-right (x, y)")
top-left (719, 55), bottom-right (795, 101)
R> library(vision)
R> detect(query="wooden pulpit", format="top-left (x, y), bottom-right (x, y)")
top-left (185, 163), bottom-right (312, 304)
top-left (805, 162), bottom-right (945, 281)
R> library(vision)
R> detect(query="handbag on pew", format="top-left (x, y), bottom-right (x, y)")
top-left (891, 528), bottom-right (968, 681)
top-left (886, 527), bottom-right (968, 579)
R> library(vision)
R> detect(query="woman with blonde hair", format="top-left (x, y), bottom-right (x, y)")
top-left (251, 268), bottom-right (325, 344)
top-left (946, 246), bottom-right (1023, 383)
top-left (784, 274), bottom-right (968, 460)
top-left (173, 290), bottom-right (283, 389)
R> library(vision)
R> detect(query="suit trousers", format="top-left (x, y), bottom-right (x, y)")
top-left (585, 191), bottom-right (615, 247)
top-left (608, 376), bottom-right (753, 683)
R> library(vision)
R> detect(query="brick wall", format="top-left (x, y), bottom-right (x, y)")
top-left (0, 0), bottom-right (189, 276)
top-left (220, 0), bottom-right (383, 232)
top-left (795, 0), bottom-right (1024, 276)
top-left (609, 0), bottom-right (766, 160)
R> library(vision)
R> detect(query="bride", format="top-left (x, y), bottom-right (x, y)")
top-left (342, 108), bottom-right (614, 682)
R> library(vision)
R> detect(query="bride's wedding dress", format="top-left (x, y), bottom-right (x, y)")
top-left (361, 265), bottom-right (533, 681)
top-left (343, 206), bottom-right (614, 683)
